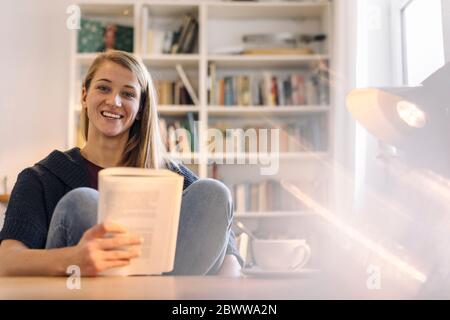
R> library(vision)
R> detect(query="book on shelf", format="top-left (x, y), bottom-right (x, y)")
top-left (208, 124), bottom-right (277, 154)
top-left (178, 16), bottom-right (198, 54)
top-left (168, 30), bottom-right (181, 54)
top-left (159, 114), bottom-right (198, 154)
top-left (208, 116), bottom-right (327, 154)
top-left (98, 167), bottom-right (184, 276)
top-left (207, 62), bottom-right (217, 106)
top-left (167, 125), bottom-right (178, 153)
top-left (243, 47), bottom-right (315, 55)
top-left (213, 75), bottom-right (252, 107)
top-left (291, 74), bottom-right (306, 105)
top-left (314, 60), bottom-right (330, 106)
top-left (242, 32), bottom-right (326, 55)
top-left (186, 112), bottom-right (198, 153)
top-left (238, 76), bottom-right (251, 106)
top-left (224, 77), bottom-right (234, 106)
top-left (146, 28), bottom-right (164, 55)
top-left (261, 72), bottom-right (273, 106)
top-left (162, 31), bottom-right (176, 54)
top-left (210, 32), bottom-right (325, 56)
top-left (174, 121), bottom-right (191, 154)
top-left (175, 64), bottom-right (199, 105)
top-left (173, 15), bottom-right (192, 53)
top-left (233, 179), bottom-right (306, 213)
top-left (209, 68), bottom-right (329, 107)
top-left (279, 116), bottom-right (327, 152)
top-left (156, 81), bottom-right (174, 105)
top-left (147, 14), bottom-right (198, 55)
top-left (155, 79), bottom-right (195, 106)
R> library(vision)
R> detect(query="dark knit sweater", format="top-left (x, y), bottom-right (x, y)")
top-left (0, 148), bottom-right (243, 266)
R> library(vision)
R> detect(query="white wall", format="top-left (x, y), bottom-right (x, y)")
top-left (0, 0), bottom-right (72, 198)
top-left (330, 0), bottom-right (358, 214)
top-left (442, 0), bottom-right (450, 62)
top-left (353, 0), bottom-right (396, 209)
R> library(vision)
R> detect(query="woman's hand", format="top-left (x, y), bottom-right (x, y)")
top-left (70, 222), bottom-right (142, 276)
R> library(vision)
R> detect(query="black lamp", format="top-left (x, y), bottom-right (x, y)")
top-left (346, 62), bottom-right (450, 176)
top-left (346, 62), bottom-right (450, 298)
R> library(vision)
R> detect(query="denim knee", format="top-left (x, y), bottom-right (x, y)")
top-left (47, 187), bottom-right (98, 248)
top-left (51, 187), bottom-right (98, 227)
top-left (184, 178), bottom-right (233, 223)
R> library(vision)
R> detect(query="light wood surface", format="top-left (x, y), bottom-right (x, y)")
top-left (0, 273), bottom-right (419, 300)
top-left (0, 276), bottom-right (316, 300)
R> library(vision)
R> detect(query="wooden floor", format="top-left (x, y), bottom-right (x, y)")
top-left (0, 273), bottom-right (420, 300)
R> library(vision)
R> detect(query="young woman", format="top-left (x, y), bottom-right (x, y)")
top-left (0, 50), bottom-right (243, 277)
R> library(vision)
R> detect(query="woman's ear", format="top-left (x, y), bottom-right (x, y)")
top-left (81, 86), bottom-right (88, 110)
top-left (135, 112), bottom-right (141, 121)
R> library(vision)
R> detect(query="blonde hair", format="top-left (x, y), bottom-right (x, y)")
top-left (81, 50), bottom-right (168, 169)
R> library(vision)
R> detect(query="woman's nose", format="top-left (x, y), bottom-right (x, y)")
top-left (106, 93), bottom-right (122, 108)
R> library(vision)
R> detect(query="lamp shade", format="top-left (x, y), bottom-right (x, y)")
top-left (346, 62), bottom-right (450, 151)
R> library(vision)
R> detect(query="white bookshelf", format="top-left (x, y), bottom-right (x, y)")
top-left (207, 105), bottom-right (330, 116)
top-left (235, 211), bottom-right (316, 219)
top-left (142, 54), bottom-right (200, 67)
top-left (209, 152), bottom-right (329, 162)
top-left (208, 54), bottom-right (330, 68)
top-left (68, 0), bottom-right (334, 221)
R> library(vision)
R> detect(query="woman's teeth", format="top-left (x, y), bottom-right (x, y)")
top-left (101, 111), bottom-right (123, 119)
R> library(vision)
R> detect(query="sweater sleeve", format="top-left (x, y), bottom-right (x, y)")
top-left (0, 168), bottom-right (49, 249)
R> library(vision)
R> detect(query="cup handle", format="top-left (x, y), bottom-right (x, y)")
top-left (290, 243), bottom-right (311, 270)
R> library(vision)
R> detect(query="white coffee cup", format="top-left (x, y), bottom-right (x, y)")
top-left (252, 239), bottom-right (311, 271)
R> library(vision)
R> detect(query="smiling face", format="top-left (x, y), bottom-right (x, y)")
top-left (82, 61), bottom-right (141, 140)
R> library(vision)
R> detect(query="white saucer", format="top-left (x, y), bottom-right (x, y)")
top-left (241, 267), bottom-right (320, 278)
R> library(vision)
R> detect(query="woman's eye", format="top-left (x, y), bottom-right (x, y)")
top-left (97, 85), bottom-right (110, 93)
top-left (123, 91), bottom-right (136, 99)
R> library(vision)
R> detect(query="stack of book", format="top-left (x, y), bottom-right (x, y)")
top-left (155, 64), bottom-right (199, 106)
top-left (147, 14), bottom-right (198, 54)
top-left (233, 179), bottom-right (306, 213)
top-left (155, 80), bottom-right (195, 105)
top-left (208, 116), bottom-right (327, 154)
top-left (207, 124), bottom-right (279, 154)
top-left (208, 65), bottom-right (329, 107)
top-left (241, 32), bottom-right (327, 55)
top-left (214, 75), bottom-right (252, 106)
top-left (278, 116), bottom-right (328, 152)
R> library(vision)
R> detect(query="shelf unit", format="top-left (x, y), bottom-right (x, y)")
top-left (68, 1), bottom-right (334, 229)
top-left (235, 211), bottom-right (316, 219)
top-left (208, 54), bottom-right (330, 68)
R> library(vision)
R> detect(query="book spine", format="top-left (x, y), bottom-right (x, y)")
top-left (176, 64), bottom-right (199, 105)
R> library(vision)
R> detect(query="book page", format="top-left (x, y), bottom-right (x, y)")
top-left (98, 168), bottom-right (184, 276)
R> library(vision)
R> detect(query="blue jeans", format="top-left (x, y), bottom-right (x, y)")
top-left (45, 179), bottom-right (233, 275)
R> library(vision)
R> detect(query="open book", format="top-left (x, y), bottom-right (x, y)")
top-left (97, 168), bottom-right (184, 276)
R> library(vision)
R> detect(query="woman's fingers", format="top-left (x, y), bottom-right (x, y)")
top-left (97, 234), bottom-right (143, 250)
top-left (84, 222), bottom-right (128, 240)
top-left (102, 259), bottom-right (131, 270)
top-left (102, 248), bottom-right (141, 261)
top-left (77, 225), bottom-right (143, 274)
